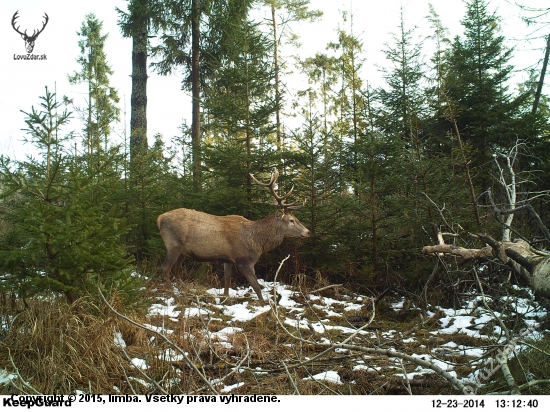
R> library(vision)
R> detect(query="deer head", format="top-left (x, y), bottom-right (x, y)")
top-left (12, 11), bottom-right (49, 54)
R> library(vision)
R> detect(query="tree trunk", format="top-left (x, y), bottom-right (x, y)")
top-left (532, 33), bottom-right (550, 115)
top-left (271, 3), bottom-right (282, 151)
top-left (245, 41), bottom-right (252, 206)
top-left (191, 0), bottom-right (201, 188)
top-left (130, 27), bottom-right (148, 162)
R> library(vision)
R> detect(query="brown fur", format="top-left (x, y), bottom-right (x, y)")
top-left (157, 208), bottom-right (309, 302)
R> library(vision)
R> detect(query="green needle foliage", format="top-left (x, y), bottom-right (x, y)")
top-left (0, 88), bottom-right (136, 304)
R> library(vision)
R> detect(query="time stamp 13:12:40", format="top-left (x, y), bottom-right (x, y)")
top-left (431, 399), bottom-right (540, 409)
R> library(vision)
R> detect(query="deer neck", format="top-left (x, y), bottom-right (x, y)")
top-left (250, 213), bottom-right (285, 254)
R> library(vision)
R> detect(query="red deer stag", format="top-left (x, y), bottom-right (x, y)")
top-left (157, 171), bottom-right (310, 302)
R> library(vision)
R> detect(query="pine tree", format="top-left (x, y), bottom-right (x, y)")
top-left (123, 134), bottom-right (175, 259)
top-left (299, 53), bottom-right (339, 138)
top-left (372, 7), bottom-right (467, 286)
top-left (425, 4), bottom-right (452, 144)
top-left (326, 20), bottom-right (367, 201)
top-left (288, 89), bottom-right (349, 274)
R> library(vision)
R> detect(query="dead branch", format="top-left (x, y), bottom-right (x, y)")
top-left (282, 361), bottom-right (300, 395)
top-left (423, 224), bottom-right (492, 263)
top-left (423, 229), bottom-right (550, 299)
top-left (422, 243), bottom-right (493, 262)
top-left (187, 333), bottom-right (252, 395)
top-left (116, 330), bottom-right (169, 395)
top-left (476, 234), bottom-right (550, 299)
top-left (423, 194), bottom-right (456, 233)
top-left (311, 284), bottom-right (343, 294)
top-left (398, 358), bottom-right (413, 395)
top-left (486, 189), bottom-right (550, 243)
top-left (473, 268), bottom-right (523, 394)
top-left (4, 352), bottom-right (42, 395)
top-left (117, 357), bottom-right (138, 395)
top-left (97, 286), bottom-right (219, 394)
top-left (498, 355), bottom-right (520, 395)
top-left (374, 287), bottom-right (391, 304)
top-left (324, 342), bottom-right (468, 394)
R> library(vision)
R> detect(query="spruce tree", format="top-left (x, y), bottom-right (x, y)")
top-left (201, 18), bottom-right (278, 215)
top-left (151, 0), bottom-right (254, 188)
top-left (444, 0), bottom-right (526, 185)
top-left (117, 0), bottom-right (167, 165)
top-left (0, 89), bottom-right (134, 303)
top-left (68, 14), bottom-right (120, 176)
top-left (262, 0), bottom-right (322, 150)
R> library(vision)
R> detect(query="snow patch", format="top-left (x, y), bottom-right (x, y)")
top-left (304, 370), bottom-right (343, 385)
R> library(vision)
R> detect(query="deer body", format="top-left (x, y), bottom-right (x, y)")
top-left (157, 172), bottom-right (309, 302)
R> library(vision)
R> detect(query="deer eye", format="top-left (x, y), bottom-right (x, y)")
top-left (289, 219), bottom-right (295, 224)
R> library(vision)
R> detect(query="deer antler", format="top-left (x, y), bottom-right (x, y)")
top-left (32, 13), bottom-right (49, 39)
top-left (11, 11), bottom-right (25, 37)
top-left (250, 170), bottom-right (303, 211)
top-left (11, 11), bottom-right (49, 40)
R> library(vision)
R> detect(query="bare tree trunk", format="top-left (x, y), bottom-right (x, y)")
top-left (493, 145), bottom-right (521, 242)
top-left (532, 34), bottom-right (550, 115)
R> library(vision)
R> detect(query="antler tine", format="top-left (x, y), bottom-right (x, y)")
top-left (277, 185), bottom-right (295, 206)
top-left (250, 170), bottom-right (298, 209)
top-left (249, 171), bottom-right (277, 187)
top-left (37, 13), bottom-right (49, 36)
top-left (285, 204), bottom-right (303, 211)
top-left (11, 11), bottom-right (26, 36)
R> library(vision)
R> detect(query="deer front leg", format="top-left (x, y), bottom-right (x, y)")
top-left (238, 263), bottom-right (265, 302)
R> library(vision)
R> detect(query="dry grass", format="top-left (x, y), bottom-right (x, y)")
top-left (0, 295), bottom-right (137, 394)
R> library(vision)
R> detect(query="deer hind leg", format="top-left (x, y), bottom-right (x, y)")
top-left (161, 247), bottom-right (181, 281)
top-left (223, 263), bottom-right (233, 296)
top-left (171, 254), bottom-right (185, 278)
top-left (238, 263), bottom-right (265, 302)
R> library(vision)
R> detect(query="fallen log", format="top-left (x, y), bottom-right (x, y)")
top-left (423, 227), bottom-right (550, 299)
top-left (422, 243), bottom-right (493, 262)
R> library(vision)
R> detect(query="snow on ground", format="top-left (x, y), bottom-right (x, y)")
top-left (216, 301), bottom-right (271, 322)
top-left (148, 297), bottom-right (181, 321)
top-left (131, 358), bottom-right (148, 370)
top-left (303, 370), bottom-right (343, 385)
top-left (120, 278), bottom-right (549, 393)
top-left (114, 331), bottom-right (126, 348)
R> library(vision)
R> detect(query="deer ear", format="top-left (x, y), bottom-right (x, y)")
top-left (275, 210), bottom-right (284, 219)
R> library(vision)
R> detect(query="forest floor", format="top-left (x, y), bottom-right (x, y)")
top-left (116, 272), bottom-right (550, 395)
top-left (2, 270), bottom-right (549, 395)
